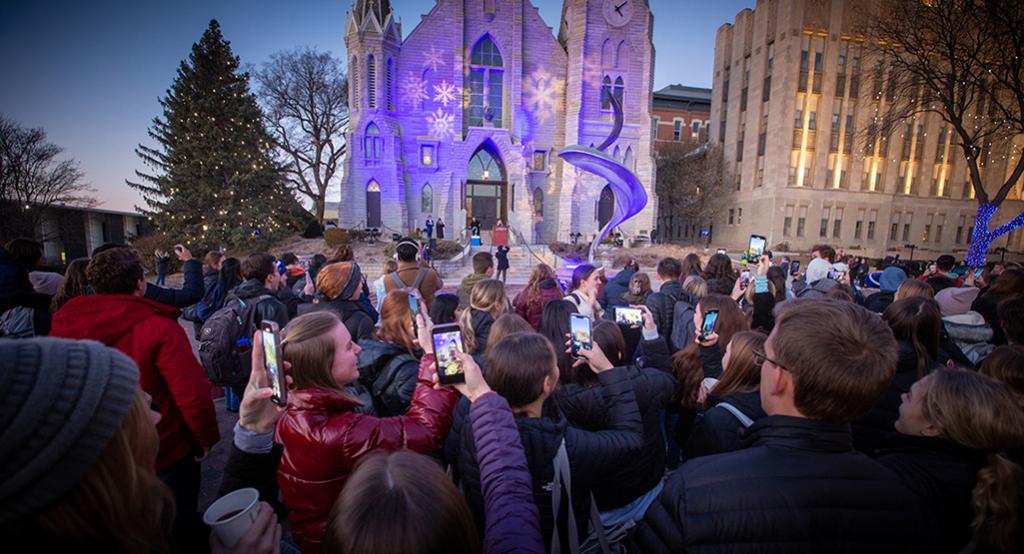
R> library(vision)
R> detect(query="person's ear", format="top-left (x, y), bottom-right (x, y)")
top-left (543, 369), bottom-right (558, 395)
top-left (768, 363), bottom-right (790, 398)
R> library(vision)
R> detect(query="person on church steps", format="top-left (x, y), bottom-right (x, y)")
top-left (436, 217), bottom-right (446, 239)
top-left (495, 245), bottom-right (510, 283)
top-left (513, 263), bottom-right (564, 330)
top-left (631, 300), bottom-right (939, 553)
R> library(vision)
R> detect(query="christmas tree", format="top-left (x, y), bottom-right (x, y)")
top-left (128, 20), bottom-right (304, 249)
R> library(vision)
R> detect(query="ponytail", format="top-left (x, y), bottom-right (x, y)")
top-left (971, 453), bottom-right (1023, 553)
top-left (457, 308), bottom-right (478, 355)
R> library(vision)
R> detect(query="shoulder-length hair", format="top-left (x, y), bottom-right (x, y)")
top-left (378, 290), bottom-right (418, 355)
top-left (712, 330), bottom-right (767, 396)
top-left (884, 297), bottom-right (941, 378)
top-left (283, 311), bottom-right (346, 392)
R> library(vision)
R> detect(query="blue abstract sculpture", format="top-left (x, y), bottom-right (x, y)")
top-left (558, 92), bottom-right (647, 262)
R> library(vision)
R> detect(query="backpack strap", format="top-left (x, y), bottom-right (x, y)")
top-left (410, 267), bottom-right (428, 290)
top-left (551, 438), bottom-right (580, 554)
top-left (717, 402), bottom-right (754, 428)
top-left (389, 272), bottom-right (407, 289)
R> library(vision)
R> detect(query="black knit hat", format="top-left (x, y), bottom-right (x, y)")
top-left (0, 338), bottom-right (139, 524)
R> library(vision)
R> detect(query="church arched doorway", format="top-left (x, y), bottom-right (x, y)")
top-left (366, 180), bottom-right (381, 228)
top-left (466, 144), bottom-right (506, 230)
top-left (598, 184), bottom-right (615, 230)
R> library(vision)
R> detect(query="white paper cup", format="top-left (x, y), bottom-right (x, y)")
top-left (203, 487), bottom-right (260, 548)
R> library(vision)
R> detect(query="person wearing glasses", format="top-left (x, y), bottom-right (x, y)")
top-left (631, 300), bottom-right (938, 552)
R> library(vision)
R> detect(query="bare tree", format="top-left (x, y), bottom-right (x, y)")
top-left (0, 115), bottom-right (95, 238)
top-left (866, 0), bottom-right (1024, 265)
top-left (256, 49), bottom-right (348, 225)
top-left (656, 142), bottom-right (726, 244)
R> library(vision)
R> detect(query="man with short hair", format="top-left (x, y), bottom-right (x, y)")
top-left (457, 251), bottom-right (494, 308)
top-left (645, 257), bottom-right (692, 349)
top-left (51, 247), bottom-right (220, 547)
top-left (633, 299), bottom-right (937, 552)
top-left (383, 237), bottom-right (443, 308)
top-left (998, 295), bottom-right (1024, 345)
top-left (917, 254), bottom-right (963, 285)
top-left (235, 253), bottom-right (290, 331)
top-left (92, 242), bottom-right (204, 308)
top-left (811, 244), bottom-right (837, 263)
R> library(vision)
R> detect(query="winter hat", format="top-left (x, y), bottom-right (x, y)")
top-left (805, 258), bottom-right (833, 284)
top-left (935, 287), bottom-right (981, 317)
top-left (864, 271), bottom-right (883, 289)
top-left (317, 261), bottom-right (363, 301)
top-left (0, 337), bottom-right (140, 524)
top-left (879, 266), bottom-right (908, 293)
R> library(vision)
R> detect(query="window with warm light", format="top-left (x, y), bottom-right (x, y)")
top-left (420, 144), bottom-right (434, 166)
top-left (533, 150), bottom-right (546, 171)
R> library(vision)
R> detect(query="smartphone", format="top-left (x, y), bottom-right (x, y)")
top-left (974, 268), bottom-right (984, 278)
top-left (700, 309), bottom-right (720, 340)
top-left (748, 234), bottom-right (767, 260)
top-left (615, 307), bottom-right (643, 327)
top-left (432, 323), bottom-right (466, 385)
top-left (828, 270), bottom-right (847, 281)
top-left (741, 270), bottom-right (751, 288)
top-left (408, 294), bottom-right (420, 316)
top-left (570, 314), bottom-right (592, 356)
top-left (260, 321), bottom-right (287, 406)
top-left (790, 260), bottom-right (800, 276)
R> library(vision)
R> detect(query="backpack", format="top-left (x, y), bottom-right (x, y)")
top-left (389, 268), bottom-right (428, 296)
top-left (182, 282), bottom-right (226, 323)
top-left (669, 299), bottom-right (697, 351)
top-left (198, 294), bottom-right (272, 387)
top-left (0, 306), bottom-right (35, 338)
top-left (551, 439), bottom-right (612, 554)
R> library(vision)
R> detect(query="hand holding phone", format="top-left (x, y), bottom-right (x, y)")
top-left (432, 323), bottom-right (466, 385)
top-left (741, 271), bottom-right (751, 288)
top-left (698, 309), bottom-right (719, 343)
top-left (790, 260), bottom-right (801, 276)
top-left (615, 307), bottom-right (643, 327)
top-left (259, 321), bottom-right (287, 406)
top-left (748, 235), bottom-right (767, 261)
top-left (570, 314), bottom-right (592, 357)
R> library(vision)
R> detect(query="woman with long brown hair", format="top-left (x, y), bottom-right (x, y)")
top-left (853, 296), bottom-right (942, 452)
top-left (512, 263), bottom-right (563, 329)
top-left (972, 268), bottom-right (1024, 345)
top-left (671, 294), bottom-right (749, 446)
top-left (701, 253), bottom-right (737, 296)
top-left (50, 257), bottom-right (90, 312)
top-left (685, 331), bottom-right (767, 458)
top-left (355, 290), bottom-right (423, 416)
top-left (275, 311), bottom-right (457, 552)
top-left (681, 253), bottom-right (703, 278)
top-left (878, 368), bottom-right (1024, 553)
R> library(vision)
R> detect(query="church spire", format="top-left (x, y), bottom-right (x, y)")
top-left (352, 0), bottom-right (392, 27)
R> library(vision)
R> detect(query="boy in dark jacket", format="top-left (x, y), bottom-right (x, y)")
top-left (631, 300), bottom-right (938, 553)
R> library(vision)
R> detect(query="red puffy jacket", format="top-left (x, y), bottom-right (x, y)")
top-left (51, 294), bottom-right (220, 470)
top-left (513, 281), bottom-right (565, 329)
top-left (275, 355), bottom-right (457, 553)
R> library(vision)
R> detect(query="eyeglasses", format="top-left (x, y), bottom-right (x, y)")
top-left (752, 349), bottom-right (784, 370)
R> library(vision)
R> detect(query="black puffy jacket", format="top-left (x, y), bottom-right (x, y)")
top-left (556, 359), bottom-right (676, 510)
top-left (312, 296), bottom-right (375, 342)
top-left (354, 339), bottom-right (419, 416)
top-left (853, 340), bottom-right (938, 453)
top-left (645, 280), bottom-right (691, 345)
top-left (684, 390), bottom-right (766, 459)
top-left (875, 433), bottom-right (988, 553)
top-left (632, 416), bottom-right (939, 553)
top-left (457, 367), bottom-right (643, 552)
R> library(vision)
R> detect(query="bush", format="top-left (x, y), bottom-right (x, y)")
top-left (324, 228), bottom-right (351, 247)
top-left (773, 241), bottom-right (791, 252)
top-left (301, 220), bottom-right (324, 239)
top-left (431, 240), bottom-right (464, 260)
top-left (549, 241), bottom-right (591, 262)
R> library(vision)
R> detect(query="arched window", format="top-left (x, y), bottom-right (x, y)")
top-left (624, 146), bottom-right (634, 171)
top-left (367, 55), bottom-right (376, 108)
top-left (601, 76), bottom-right (612, 110)
top-left (613, 145), bottom-right (621, 160)
top-left (467, 36), bottom-right (504, 127)
top-left (533, 187), bottom-right (543, 216)
top-left (615, 40), bottom-right (628, 68)
top-left (614, 76), bottom-right (624, 107)
top-left (467, 146), bottom-right (504, 181)
top-left (422, 183), bottom-right (433, 213)
top-left (364, 122), bottom-right (381, 162)
top-left (351, 56), bottom-right (358, 107)
top-left (601, 39), bottom-right (613, 67)
top-left (386, 58), bottom-right (394, 111)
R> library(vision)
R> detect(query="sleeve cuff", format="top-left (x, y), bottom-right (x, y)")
top-left (754, 275), bottom-right (769, 294)
top-left (641, 326), bottom-right (660, 341)
top-left (233, 421), bottom-right (274, 454)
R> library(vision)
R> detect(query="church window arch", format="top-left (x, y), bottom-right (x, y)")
top-left (601, 39), bottom-right (613, 67)
top-left (351, 56), bottom-right (358, 107)
top-left (386, 58), bottom-right (394, 111)
top-left (367, 55), bottom-right (376, 108)
top-left (422, 183), bottom-right (433, 213)
top-left (601, 76), bottom-right (612, 110)
top-left (364, 122), bottom-right (381, 163)
top-left (615, 40), bottom-right (628, 68)
top-left (467, 36), bottom-right (504, 127)
top-left (625, 146), bottom-right (634, 171)
top-left (613, 76), bottom-right (624, 108)
top-left (533, 187), bottom-right (544, 216)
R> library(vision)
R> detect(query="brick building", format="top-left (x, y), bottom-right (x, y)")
top-left (651, 84), bottom-right (711, 243)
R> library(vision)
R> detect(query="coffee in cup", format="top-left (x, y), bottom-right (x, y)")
top-left (203, 487), bottom-right (259, 547)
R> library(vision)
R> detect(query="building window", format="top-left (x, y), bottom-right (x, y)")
top-left (386, 58), bottom-right (394, 111)
top-left (855, 209), bottom-right (865, 240)
top-left (533, 187), bottom-right (543, 216)
top-left (956, 215), bottom-right (966, 243)
top-left (763, 76), bottom-right (771, 102)
top-left (364, 122), bottom-right (381, 162)
top-left (849, 47), bottom-right (861, 98)
top-left (812, 50), bottom-right (823, 94)
top-left (903, 213), bottom-right (913, 242)
top-left (420, 144), bottom-right (434, 166)
top-left (601, 76), bottom-right (624, 110)
top-left (728, 209), bottom-right (735, 225)
top-left (798, 50), bottom-right (809, 92)
top-left (692, 120), bottom-right (701, 140)
top-left (784, 205), bottom-right (794, 237)
top-left (735, 173), bottom-right (742, 191)
top-left (738, 207), bottom-right (743, 225)
top-left (833, 207), bottom-right (843, 239)
top-left (468, 36), bottom-right (503, 127)
top-left (422, 184), bottom-right (433, 213)
top-left (351, 56), bottom-right (358, 107)
top-left (820, 207), bottom-right (831, 238)
top-left (673, 119), bottom-right (682, 141)
top-left (936, 214), bottom-right (944, 243)
top-left (797, 206), bottom-right (807, 237)
top-left (367, 55), bottom-right (376, 108)
top-left (532, 150), bottom-right (547, 171)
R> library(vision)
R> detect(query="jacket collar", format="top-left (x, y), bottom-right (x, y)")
top-left (878, 432), bottom-right (992, 461)
top-left (287, 387), bottom-right (362, 412)
top-left (746, 415), bottom-right (854, 453)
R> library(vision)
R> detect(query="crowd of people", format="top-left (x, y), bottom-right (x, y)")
top-left (2, 234), bottom-right (1023, 553)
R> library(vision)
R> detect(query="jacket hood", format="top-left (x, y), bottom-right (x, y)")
top-left (53, 294), bottom-right (179, 345)
top-left (805, 258), bottom-right (833, 284)
top-left (610, 269), bottom-right (634, 286)
top-left (470, 308), bottom-right (494, 330)
top-left (539, 278), bottom-right (560, 290)
top-left (515, 402), bottom-right (568, 477)
top-left (233, 278), bottom-right (274, 299)
top-left (943, 313), bottom-right (993, 343)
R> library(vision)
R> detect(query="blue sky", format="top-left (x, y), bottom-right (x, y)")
top-left (0, 0), bottom-right (753, 211)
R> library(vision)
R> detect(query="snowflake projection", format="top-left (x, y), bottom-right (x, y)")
top-left (423, 46), bottom-right (447, 72)
top-left (426, 108), bottom-right (455, 140)
top-left (432, 80), bottom-right (459, 107)
top-left (581, 50), bottom-right (604, 90)
top-left (523, 67), bottom-right (563, 124)
top-left (401, 72), bottom-right (429, 107)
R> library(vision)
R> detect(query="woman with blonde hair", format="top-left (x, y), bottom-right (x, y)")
top-left (50, 257), bottom-right (90, 312)
top-left (879, 368), bottom-right (1024, 553)
top-left (355, 290), bottom-right (422, 416)
top-left (458, 278), bottom-right (509, 355)
top-left (276, 311), bottom-right (457, 552)
top-left (513, 264), bottom-right (563, 329)
top-left (895, 278), bottom-right (934, 301)
top-left (686, 331), bottom-right (768, 458)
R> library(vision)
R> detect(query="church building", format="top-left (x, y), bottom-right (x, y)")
top-left (341, 0), bottom-right (656, 243)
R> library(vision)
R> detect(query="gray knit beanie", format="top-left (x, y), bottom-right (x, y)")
top-left (0, 337), bottom-right (140, 524)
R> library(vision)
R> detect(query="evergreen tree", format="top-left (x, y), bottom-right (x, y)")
top-left (128, 20), bottom-right (301, 249)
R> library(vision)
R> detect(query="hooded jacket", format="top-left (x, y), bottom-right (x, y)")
top-left (632, 416), bottom-right (939, 553)
top-left (51, 294), bottom-right (220, 470)
top-left (600, 269), bottom-right (635, 309)
top-left (458, 272), bottom-right (489, 308)
top-left (275, 356), bottom-right (457, 553)
top-left (232, 278), bottom-right (289, 330)
top-left (513, 279), bottom-right (564, 329)
top-left (355, 339), bottom-right (420, 416)
top-left (941, 312), bottom-right (995, 365)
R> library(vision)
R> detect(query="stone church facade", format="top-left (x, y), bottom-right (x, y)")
top-left (341, 0), bottom-right (656, 243)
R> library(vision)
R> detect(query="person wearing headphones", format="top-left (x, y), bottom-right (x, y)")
top-left (383, 237), bottom-right (444, 310)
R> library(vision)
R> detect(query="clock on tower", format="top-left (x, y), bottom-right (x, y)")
top-left (603, 0), bottom-right (634, 28)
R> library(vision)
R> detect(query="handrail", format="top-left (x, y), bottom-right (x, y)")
top-left (507, 225), bottom-right (552, 268)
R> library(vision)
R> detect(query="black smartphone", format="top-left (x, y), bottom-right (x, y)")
top-left (615, 307), bottom-right (643, 327)
top-left (432, 323), bottom-right (466, 385)
top-left (790, 260), bottom-right (800, 276)
top-left (748, 234), bottom-right (767, 260)
top-left (699, 309), bottom-right (720, 341)
top-left (260, 320), bottom-right (287, 406)
top-left (570, 314), bottom-right (592, 356)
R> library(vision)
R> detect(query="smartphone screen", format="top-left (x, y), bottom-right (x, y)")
top-left (432, 324), bottom-right (465, 385)
top-left (741, 271), bottom-right (750, 287)
top-left (974, 268), bottom-right (984, 278)
top-left (260, 321), bottom-right (286, 406)
top-left (615, 307), bottom-right (643, 327)
top-left (790, 260), bottom-right (800, 275)
top-left (408, 294), bottom-right (420, 316)
top-left (748, 235), bottom-right (767, 260)
top-left (570, 314), bottom-right (592, 355)
top-left (701, 310), bottom-right (719, 337)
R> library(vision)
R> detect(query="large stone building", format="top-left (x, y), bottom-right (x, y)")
top-left (341, 0), bottom-right (656, 243)
top-left (711, 0), bottom-right (1024, 259)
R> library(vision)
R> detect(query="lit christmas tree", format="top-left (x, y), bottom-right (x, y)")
top-left (128, 20), bottom-right (304, 249)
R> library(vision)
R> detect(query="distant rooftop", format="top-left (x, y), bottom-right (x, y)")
top-left (653, 84), bottom-right (712, 111)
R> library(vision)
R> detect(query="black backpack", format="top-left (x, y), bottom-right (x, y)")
top-left (198, 294), bottom-right (272, 387)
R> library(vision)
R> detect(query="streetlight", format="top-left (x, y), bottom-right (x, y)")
top-left (903, 243), bottom-right (917, 261)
